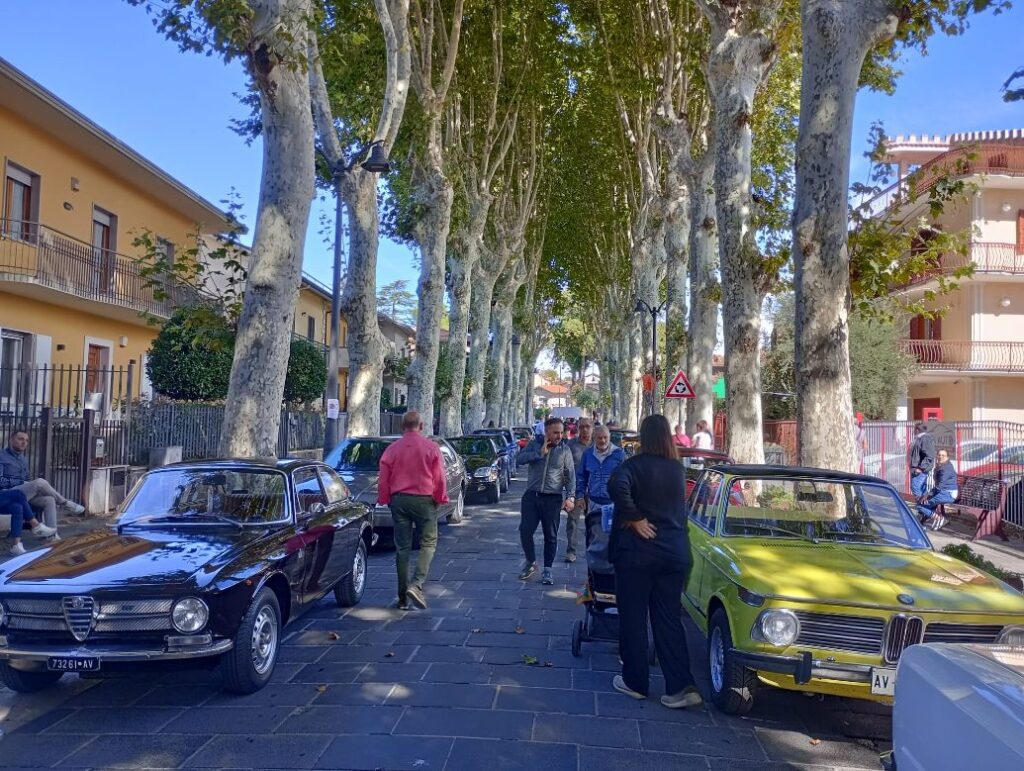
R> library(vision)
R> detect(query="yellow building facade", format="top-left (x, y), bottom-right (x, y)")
top-left (0, 57), bottom-right (231, 408)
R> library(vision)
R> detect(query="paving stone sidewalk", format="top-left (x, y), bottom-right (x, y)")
top-left (1, 480), bottom-right (891, 770)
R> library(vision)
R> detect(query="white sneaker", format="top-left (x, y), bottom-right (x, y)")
top-left (10, 542), bottom-right (26, 556)
top-left (63, 501), bottom-right (86, 515)
top-left (46, 533), bottom-right (61, 542)
top-left (31, 523), bottom-right (57, 538)
top-left (612, 675), bottom-right (646, 700)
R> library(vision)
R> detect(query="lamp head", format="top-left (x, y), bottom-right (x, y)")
top-left (360, 141), bottom-right (391, 174)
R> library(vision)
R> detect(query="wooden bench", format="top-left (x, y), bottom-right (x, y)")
top-left (939, 474), bottom-right (1009, 542)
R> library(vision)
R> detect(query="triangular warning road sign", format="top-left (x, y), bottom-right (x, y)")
top-left (665, 370), bottom-right (695, 399)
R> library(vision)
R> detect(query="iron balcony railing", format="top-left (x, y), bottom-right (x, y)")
top-left (898, 242), bottom-right (1024, 289)
top-left (899, 339), bottom-right (1024, 372)
top-left (866, 142), bottom-right (1024, 215)
top-left (0, 220), bottom-right (197, 317)
top-left (292, 330), bottom-right (328, 355)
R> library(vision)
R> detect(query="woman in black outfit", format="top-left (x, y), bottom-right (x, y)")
top-left (607, 414), bottom-right (701, 709)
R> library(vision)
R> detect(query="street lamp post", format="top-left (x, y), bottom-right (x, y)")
top-left (324, 141), bottom-right (392, 454)
top-left (634, 299), bottom-right (664, 417)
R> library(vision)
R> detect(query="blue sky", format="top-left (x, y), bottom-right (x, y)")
top-left (3, 0), bottom-right (1021, 295)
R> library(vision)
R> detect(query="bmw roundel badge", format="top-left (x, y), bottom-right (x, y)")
top-left (898, 593), bottom-right (915, 606)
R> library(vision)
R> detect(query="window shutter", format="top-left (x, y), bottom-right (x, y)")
top-left (1017, 210), bottom-right (1024, 253)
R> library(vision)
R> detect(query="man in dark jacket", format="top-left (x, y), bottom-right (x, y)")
top-left (908, 422), bottom-right (936, 500)
top-left (517, 417), bottom-right (575, 585)
top-left (564, 418), bottom-right (594, 563)
top-left (1, 430), bottom-right (84, 536)
top-left (918, 448), bottom-right (957, 530)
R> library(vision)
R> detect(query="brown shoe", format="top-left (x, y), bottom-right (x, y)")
top-left (406, 585), bottom-right (428, 609)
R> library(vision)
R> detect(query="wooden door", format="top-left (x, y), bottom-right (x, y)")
top-left (85, 345), bottom-right (104, 394)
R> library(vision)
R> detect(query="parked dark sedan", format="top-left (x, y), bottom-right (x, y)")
top-left (325, 436), bottom-right (466, 542)
top-left (0, 460), bottom-right (372, 695)
top-left (473, 428), bottom-right (519, 475)
top-left (449, 435), bottom-right (507, 504)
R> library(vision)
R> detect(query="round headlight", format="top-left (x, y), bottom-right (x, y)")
top-left (757, 609), bottom-right (800, 647)
top-left (997, 625), bottom-right (1024, 648)
top-left (171, 598), bottom-right (209, 634)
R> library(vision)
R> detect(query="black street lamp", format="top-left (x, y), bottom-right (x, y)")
top-left (634, 298), bottom-right (664, 417)
top-left (324, 140), bottom-right (392, 454)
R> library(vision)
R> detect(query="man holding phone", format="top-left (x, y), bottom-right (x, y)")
top-left (517, 417), bottom-right (576, 585)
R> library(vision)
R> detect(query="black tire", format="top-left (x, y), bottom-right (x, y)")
top-left (446, 490), bottom-right (465, 524)
top-left (220, 588), bottom-right (281, 694)
top-left (499, 467), bottom-right (509, 493)
top-left (0, 662), bottom-right (63, 693)
top-left (707, 608), bottom-right (758, 715)
top-left (486, 482), bottom-right (500, 505)
top-left (509, 459), bottom-right (517, 480)
top-left (571, 619), bottom-right (584, 657)
top-left (334, 540), bottom-right (367, 607)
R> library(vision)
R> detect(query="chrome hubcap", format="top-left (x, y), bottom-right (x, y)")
top-left (710, 626), bottom-right (724, 693)
top-left (251, 606), bottom-right (278, 676)
top-left (353, 547), bottom-right (366, 597)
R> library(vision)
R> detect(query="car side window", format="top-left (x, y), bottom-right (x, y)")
top-left (318, 468), bottom-right (350, 504)
top-left (438, 442), bottom-right (457, 467)
top-left (294, 467), bottom-right (328, 512)
top-left (690, 471), bottom-right (724, 533)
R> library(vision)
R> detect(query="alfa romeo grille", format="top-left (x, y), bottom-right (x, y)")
top-left (883, 614), bottom-right (924, 664)
top-left (62, 596), bottom-right (97, 642)
top-left (793, 611), bottom-right (884, 655)
top-left (3, 596), bottom-right (174, 640)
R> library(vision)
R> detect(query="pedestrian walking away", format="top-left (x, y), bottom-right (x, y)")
top-left (692, 420), bottom-right (713, 450)
top-left (608, 413), bottom-right (701, 710)
top-left (576, 425), bottom-right (626, 549)
top-left (907, 422), bottom-right (936, 500)
top-left (1, 488), bottom-right (57, 555)
top-left (918, 448), bottom-right (957, 530)
top-left (565, 417), bottom-right (595, 563)
top-left (0, 429), bottom-right (84, 536)
top-left (377, 411), bottom-right (449, 610)
top-left (518, 417), bottom-right (576, 585)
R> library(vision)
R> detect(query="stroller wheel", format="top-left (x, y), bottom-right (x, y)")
top-left (571, 619), bottom-right (584, 658)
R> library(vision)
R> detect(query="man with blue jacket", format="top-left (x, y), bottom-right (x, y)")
top-left (918, 448), bottom-right (957, 531)
top-left (576, 425), bottom-right (626, 543)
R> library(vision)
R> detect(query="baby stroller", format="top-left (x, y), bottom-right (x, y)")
top-left (571, 506), bottom-right (655, 662)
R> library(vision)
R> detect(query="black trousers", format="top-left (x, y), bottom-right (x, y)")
top-left (614, 553), bottom-right (695, 696)
top-left (520, 491), bottom-right (563, 567)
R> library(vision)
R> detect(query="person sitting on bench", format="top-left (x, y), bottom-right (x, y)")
top-left (918, 449), bottom-right (957, 531)
top-left (1, 488), bottom-right (57, 555)
top-left (0, 429), bottom-right (85, 539)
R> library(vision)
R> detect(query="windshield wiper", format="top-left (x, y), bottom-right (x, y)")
top-left (131, 513), bottom-right (244, 529)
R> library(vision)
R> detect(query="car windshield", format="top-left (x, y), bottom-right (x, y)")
top-left (450, 437), bottom-right (497, 458)
top-left (963, 443), bottom-right (996, 461)
top-left (721, 476), bottom-right (929, 549)
top-left (119, 468), bottom-right (287, 525)
top-left (512, 428), bottom-right (533, 440)
top-left (326, 439), bottom-right (391, 469)
top-left (475, 431), bottom-right (507, 445)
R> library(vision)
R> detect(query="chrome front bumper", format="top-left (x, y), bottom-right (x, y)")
top-left (734, 649), bottom-right (874, 685)
top-left (0, 634), bottom-right (233, 666)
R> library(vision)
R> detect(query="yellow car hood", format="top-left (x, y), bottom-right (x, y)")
top-left (716, 540), bottom-right (1024, 613)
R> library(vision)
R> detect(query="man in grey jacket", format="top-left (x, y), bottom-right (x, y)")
top-left (517, 417), bottom-right (576, 585)
top-left (908, 422), bottom-right (936, 500)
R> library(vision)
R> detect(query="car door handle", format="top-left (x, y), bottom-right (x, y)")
top-left (335, 518), bottom-right (350, 529)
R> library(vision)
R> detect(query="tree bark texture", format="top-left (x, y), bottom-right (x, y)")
top-left (220, 0), bottom-right (315, 457)
top-left (464, 264), bottom-right (499, 432)
top-left (439, 249), bottom-right (473, 436)
top-left (701, 0), bottom-right (779, 463)
top-left (686, 152), bottom-right (718, 435)
top-left (794, 0), bottom-right (897, 471)
top-left (664, 172), bottom-right (691, 430)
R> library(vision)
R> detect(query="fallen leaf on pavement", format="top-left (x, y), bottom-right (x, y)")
top-left (522, 654), bottom-right (538, 665)
top-left (316, 685), bottom-right (328, 693)
top-left (471, 628), bottom-right (483, 634)
top-left (543, 662), bottom-right (554, 668)
top-left (385, 652), bottom-right (396, 658)
top-left (327, 632), bottom-right (340, 641)
top-left (514, 627), bottom-right (525, 634)
top-left (809, 739), bottom-right (822, 746)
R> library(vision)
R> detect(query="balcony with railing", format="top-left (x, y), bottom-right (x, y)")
top-left (899, 339), bottom-right (1024, 372)
top-left (865, 142), bottom-right (1024, 215)
top-left (292, 331), bottom-right (328, 355)
top-left (897, 241), bottom-right (1024, 289)
top-left (0, 220), bottom-right (197, 318)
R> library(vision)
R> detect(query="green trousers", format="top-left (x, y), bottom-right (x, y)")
top-left (391, 493), bottom-right (439, 601)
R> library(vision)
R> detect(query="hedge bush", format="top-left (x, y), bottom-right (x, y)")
top-left (284, 338), bottom-right (327, 403)
top-left (147, 306), bottom-right (234, 401)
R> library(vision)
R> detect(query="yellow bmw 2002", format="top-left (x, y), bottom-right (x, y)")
top-left (684, 465), bottom-right (1024, 715)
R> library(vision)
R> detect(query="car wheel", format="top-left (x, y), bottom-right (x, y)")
top-left (707, 608), bottom-right (758, 715)
top-left (486, 482), bottom-right (500, 505)
top-left (220, 587), bottom-right (281, 694)
top-left (446, 489), bottom-right (465, 524)
top-left (334, 540), bottom-right (368, 607)
top-left (571, 619), bottom-right (584, 658)
top-left (0, 662), bottom-right (63, 693)
top-left (509, 460), bottom-right (517, 480)
top-left (499, 468), bottom-right (509, 493)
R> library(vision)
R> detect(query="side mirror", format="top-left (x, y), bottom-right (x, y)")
top-left (309, 502), bottom-right (327, 517)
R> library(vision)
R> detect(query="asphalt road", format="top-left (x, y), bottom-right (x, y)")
top-left (0, 479), bottom-right (892, 770)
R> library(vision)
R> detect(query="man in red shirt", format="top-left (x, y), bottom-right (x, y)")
top-left (378, 411), bottom-right (449, 610)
